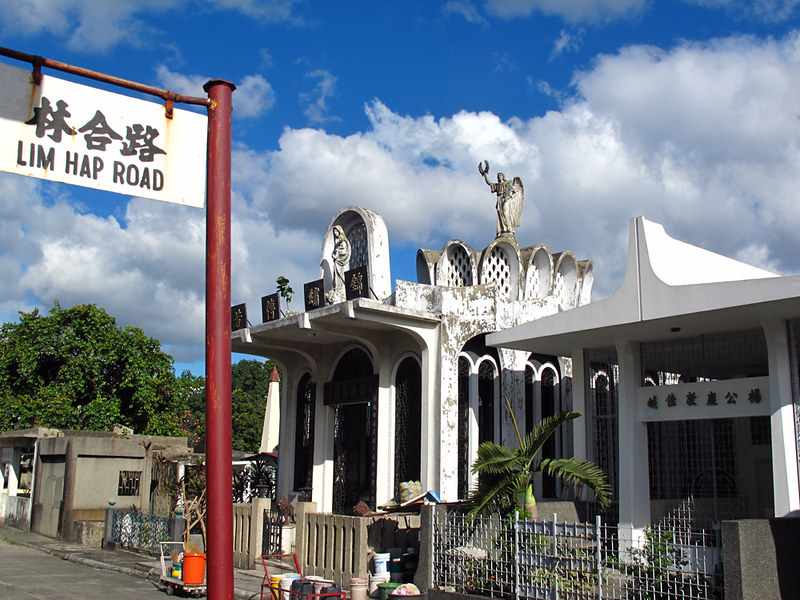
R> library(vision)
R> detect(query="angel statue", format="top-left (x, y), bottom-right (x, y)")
top-left (479, 160), bottom-right (524, 237)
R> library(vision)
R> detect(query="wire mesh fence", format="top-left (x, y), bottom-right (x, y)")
top-left (432, 508), bottom-right (723, 600)
top-left (111, 507), bottom-right (171, 553)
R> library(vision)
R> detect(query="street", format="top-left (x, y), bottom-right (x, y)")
top-left (0, 539), bottom-right (173, 600)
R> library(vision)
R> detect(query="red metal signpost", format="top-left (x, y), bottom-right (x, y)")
top-left (0, 46), bottom-right (236, 600)
top-left (204, 78), bottom-right (236, 600)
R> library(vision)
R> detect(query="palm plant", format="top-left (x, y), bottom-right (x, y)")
top-left (465, 403), bottom-right (611, 517)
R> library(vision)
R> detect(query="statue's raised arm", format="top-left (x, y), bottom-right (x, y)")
top-left (479, 159), bottom-right (524, 238)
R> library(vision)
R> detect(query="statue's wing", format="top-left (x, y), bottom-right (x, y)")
top-left (510, 177), bottom-right (524, 227)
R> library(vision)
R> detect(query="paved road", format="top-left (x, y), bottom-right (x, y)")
top-left (0, 539), bottom-right (174, 600)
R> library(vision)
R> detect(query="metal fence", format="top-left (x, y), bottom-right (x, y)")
top-left (111, 508), bottom-right (171, 553)
top-left (432, 509), bottom-right (723, 600)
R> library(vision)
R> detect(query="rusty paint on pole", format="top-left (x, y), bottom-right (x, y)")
top-left (203, 77), bottom-right (235, 600)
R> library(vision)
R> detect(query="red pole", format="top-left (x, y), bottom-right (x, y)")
top-left (203, 78), bottom-right (235, 600)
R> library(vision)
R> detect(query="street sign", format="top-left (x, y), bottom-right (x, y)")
top-left (0, 60), bottom-right (207, 207)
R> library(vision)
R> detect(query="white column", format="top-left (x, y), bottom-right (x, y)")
top-left (615, 340), bottom-right (649, 545)
top-left (375, 353), bottom-right (394, 508)
top-left (762, 320), bottom-right (800, 516)
top-left (569, 350), bottom-right (587, 461)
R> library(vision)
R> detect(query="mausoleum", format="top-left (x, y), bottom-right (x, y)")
top-left (232, 166), bottom-right (593, 514)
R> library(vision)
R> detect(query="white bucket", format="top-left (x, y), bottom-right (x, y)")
top-left (369, 573), bottom-right (390, 595)
top-left (373, 552), bottom-right (391, 574)
top-left (279, 573), bottom-right (301, 600)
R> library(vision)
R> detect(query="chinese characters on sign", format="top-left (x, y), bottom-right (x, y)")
top-left (304, 280), bottom-right (325, 312)
top-left (0, 61), bottom-right (207, 206)
top-left (231, 303), bottom-right (247, 331)
top-left (345, 265), bottom-right (370, 300)
top-left (261, 293), bottom-right (280, 323)
top-left (646, 386), bottom-right (762, 411)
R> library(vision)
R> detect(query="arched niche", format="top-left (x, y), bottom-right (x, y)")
top-left (319, 207), bottom-right (391, 302)
top-left (416, 249), bottom-right (439, 285)
top-left (577, 260), bottom-right (594, 306)
top-left (479, 238), bottom-right (522, 299)
top-left (553, 252), bottom-right (579, 308)
top-left (437, 240), bottom-right (477, 288)
top-left (524, 245), bottom-right (553, 301)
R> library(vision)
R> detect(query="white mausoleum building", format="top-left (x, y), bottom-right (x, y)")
top-left (233, 202), bottom-right (800, 530)
top-left (232, 201), bottom-right (592, 514)
top-left (490, 216), bottom-right (800, 538)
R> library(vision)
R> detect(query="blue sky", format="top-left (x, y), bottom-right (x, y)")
top-left (1, 0), bottom-right (800, 375)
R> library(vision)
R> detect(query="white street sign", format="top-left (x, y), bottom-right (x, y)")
top-left (0, 60), bottom-right (207, 207)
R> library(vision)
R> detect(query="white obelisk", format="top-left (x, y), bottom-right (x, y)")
top-left (259, 367), bottom-right (281, 454)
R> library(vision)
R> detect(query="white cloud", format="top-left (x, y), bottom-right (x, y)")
top-left (155, 66), bottom-right (276, 118)
top-left (300, 70), bottom-right (340, 124)
top-left (684, 0), bottom-right (800, 22)
top-left (0, 0), bottom-right (304, 52)
top-left (443, 1), bottom-right (490, 25)
top-left (0, 0), bottom-right (180, 52)
top-left (551, 29), bottom-right (585, 58)
top-left (483, 0), bottom-right (646, 22)
top-left (4, 30), bottom-right (800, 366)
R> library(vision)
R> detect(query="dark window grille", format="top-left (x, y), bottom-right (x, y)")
top-left (524, 365), bottom-right (535, 435)
top-left (648, 417), bottom-right (773, 526)
top-left (394, 357), bottom-right (422, 493)
top-left (118, 470), bottom-right (141, 496)
top-left (457, 357), bottom-right (470, 499)
top-left (478, 361), bottom-right (496, 444)
top-left (293, 373), bottom-right (315, 492)
top-left (640, 329), bottom-right (768, 383)
top-left (586, 348), bottom-right (619, 525)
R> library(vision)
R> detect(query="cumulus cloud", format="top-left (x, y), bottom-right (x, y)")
top-left (684, 0), bottom-right (800, 22)
top-left (4, 30), bottom-right (800, 365)
top-left (155, 66), bottom-right (276, 118)
top-left (0, 0), bottom-right (304, 52)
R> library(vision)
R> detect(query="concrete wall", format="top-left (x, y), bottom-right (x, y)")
top-left (722, 518), bottom-right (800, 600)
top-left (31, 432), bottom-right (188, 541)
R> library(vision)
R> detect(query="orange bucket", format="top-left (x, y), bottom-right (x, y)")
top-left (182, 552), bottom-right (206, 585)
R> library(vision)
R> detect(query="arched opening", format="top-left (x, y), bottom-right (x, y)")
top-left (327, 348), bottom-right (377, 514)
top-left (394, 357), bottom-right (422, 493)
top-left (293, 373), bottom-right (315, 494)
top-left (540, 368), bottom-right (557, 498)
top-left (478, 360), bottom-right (496, 444)
top-left (457, 356), bottom-right (470, 499)
top-left (524, 364), bottom-right (535, 435)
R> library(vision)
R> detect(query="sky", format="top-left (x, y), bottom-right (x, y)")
top-left (1, 0), bottom-right (800, 375)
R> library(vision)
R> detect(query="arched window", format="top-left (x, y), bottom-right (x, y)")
top-left (394, 357), bottom-right (421, 492)
top-left (524, 365), bottom-right (535, 435)
top-left (330, 348), bottom-right (376, 514)
top-left (541, 368), bottom-right (557, 498)
top-left (478, 360), bottom-right (496, 444)
top-left (293, 373), bottom-right (315, 493)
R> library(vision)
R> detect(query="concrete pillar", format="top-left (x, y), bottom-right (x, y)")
top-left (376, 353), bottom-right (394, 507)
top-left (615, 340), bottom-right (649, 546)
top-left (569, 350), bottom-right (587, 461)
top-left (762, 320), bottom-right (800, 516)
top-left (6, 448), bottom-right (20, 496)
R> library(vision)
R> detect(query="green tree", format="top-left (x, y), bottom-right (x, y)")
top-left (0, 302), bottom-right (188, 436)
top-left (179, 359), bottom-right (277, 453)
top-left (466, 407), bottom-right (611, 517)
top-left (231, 359), bottom-right (276, 453)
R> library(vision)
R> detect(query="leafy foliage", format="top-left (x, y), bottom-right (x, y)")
top-left (180, 359), bottom-right (277, 453)
top-left (0, 303), bottom-right (190, 435)
top-left (276, 276), bottom-right (294, 309)
top-left (465, 407), bottom-right (611, 517)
